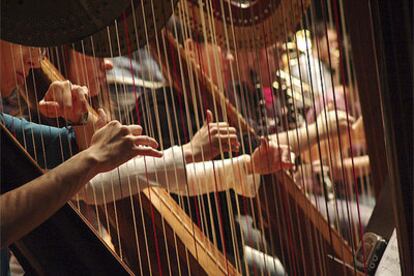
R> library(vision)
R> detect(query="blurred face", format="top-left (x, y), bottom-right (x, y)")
top-left (186, 39), bottom-right (233, 88)
top-left (67, 50), bottom-right (113, 97)
top-left (317, 28), bottom-right (340, 71)
top-left (0, 41), bottom-right (43, 96)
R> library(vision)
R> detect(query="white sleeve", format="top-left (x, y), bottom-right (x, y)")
top-left (77, 146), bottom-right (186, 204)
top-left (77, 148), bottom-right (261, 204)
top-left (182, 155), bottom-right (261, 198)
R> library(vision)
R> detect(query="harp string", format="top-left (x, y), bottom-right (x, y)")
top-left (162, 4), bottom-right (211, 271)
top-left (193, 0), bottom-right (264, 270)
top-left (119, 11), bottom-right (157, 274)
top-left (279, 39), bottom-right (304, 276)
top-left (268, 3), bottom-right (299, 274)
top-left (144, 2), bottom-right (182, 273)
top-left (316, 0), bottom-right (358, 257)
top-left (218, 1), bottom-right (261, 270)
top-left (46, 42), bottom-right (123, 255)
top-left (302, 2), bottom-right (349, 270)
top-left (128, 0), bottom-right (210, 272)
top-left (179, 0), bottom-right (247, 270)
top-left (74, 41), bottom-right (107, 239)
top-left (14, 44), bottom-right (109, 241)
top-left (331, 0), bottom-right (364, 245)
top-left (170, 1), bottom-right (231, 270)
top-left (180, 0), bottom-right (228, 265)
top-left (275, 2), bottom-right (310, 270)
top-left (161, 2), bottom-right (206, 273)
top-left (309, 5), bottom-right (341, 267)
top-left (298, 3), bottom-right (326, 268)
top-left (294, 8), bottom-right (327, 273)
top-left (179, 2), bottom-right (234, 272)
top-left (227, 1), bottom-right (265, 263)
top-left (238, 6), bottom-right (283, 274)
top-left (204, 0), bottom-right (246, 268)
top-left (331, 1), bottom-right (370, 268)
top-left (150, 0), bottom-right (204, 272)
top-left (316, 1), bottom-right (350, 246)
top-left (121, 3), bottom-right (171, 273)
top-left (191, 0), bottom-right (292, 272)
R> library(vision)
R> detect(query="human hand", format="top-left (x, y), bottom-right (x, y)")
top-left (38, 80), bottom-right (89, 124)
top-left (249, 137), bottom-right (294, 175)
top-left (316, 110), bottom-right (355, 140)
top-left (351, 117), bottom-right (366, 141)
top-left (86, 120), bottom-right (163, 173)
top-left (183, 109), bottom-right (240, 162)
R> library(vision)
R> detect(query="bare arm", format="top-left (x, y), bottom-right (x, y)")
top-left (332, 155), bottom-right (370, 179)
top-left (0, 120), bottom-right (162, 248)
top-left (270, 122), bottom-right (319, 155)
top-left (270, 110), bottom-right (354, 155)
top-left (1, 149), bottom-right (98, 248)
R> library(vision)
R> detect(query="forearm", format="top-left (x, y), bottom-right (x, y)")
top-left (78, 146), bottom-right (187, 204)
top-left (270, 123), bottom-right (318, 154)
top-left (183, 155), bottom-right (260, 197)
top-left (0, 150), bottom-right (98, 248)
top-left (79, 148), bottom-right (260, 204)
top-left (334, 155), bottom-right (370, 178)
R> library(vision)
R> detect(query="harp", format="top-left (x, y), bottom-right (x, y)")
top-left (0, 0), bottom-right (411, 275)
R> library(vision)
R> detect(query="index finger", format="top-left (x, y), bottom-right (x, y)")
top-left (132, 135), bottom-right (159, 149)
top-left (62, 81), bottom-right (73, 109)
top-left (133, 147), bottom-right (164, 158)
top-left (127, 125), bottom-right (143, 136)
top-left (208, 122), bottom-right (230, 128)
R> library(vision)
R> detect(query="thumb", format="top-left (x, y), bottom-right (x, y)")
top-left (96, 108), bottom-right (108, 129)
top-left (260, 136), bottom-right (269, 150)
top-left (39, 100), bottom-right (60, 110)
top-left (347, 114), bottom-right (356, 124)
top-left (38, 100), bottom-right (60, 117)
top-left (205, 109), bottom-right (213, 125)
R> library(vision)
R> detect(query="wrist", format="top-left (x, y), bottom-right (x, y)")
top-left (309, 122), bottom-right (321, 140)
top-left (243, 155), bottom-right (253, 175)
top-left (182, 143), bottom-right (198, 163)
top-left (67, 111), bottom-right (89, 126)
top-left (73, 111), bottom-right (100, 150)
top-left (80, 146), bottom-right (101, 176)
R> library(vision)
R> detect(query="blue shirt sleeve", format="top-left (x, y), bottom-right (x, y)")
top-left (1, 113), bottom-right (79, 169)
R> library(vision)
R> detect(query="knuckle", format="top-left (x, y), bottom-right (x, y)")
top-left (126, 136), bottom-right (135, 146)
top-left (82, 86), bottom-right (89, 95)
top-left (59, 80), bottom-right (71, 89)
top-left (110, 120), bottom-right (121, 127)
top-left (119, 125), bottom-right (130, 135)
